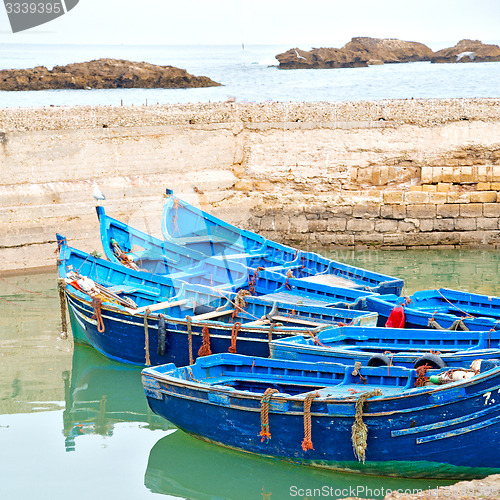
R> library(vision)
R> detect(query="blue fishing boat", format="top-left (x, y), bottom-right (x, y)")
top-left (271, 325), bottom-right (500, 369)
top-left (161, 190), bottom-right (404, 295)
top-left (57, 235), bottom-right (377, 366)
top-left (142, 354), bottom-right (500, 479)
top-left (360, 289), bottom-right (500, 331)
top-left (96, 206), bottom-right (377, 308)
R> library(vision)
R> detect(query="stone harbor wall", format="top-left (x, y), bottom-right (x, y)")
top-left (1, 99), bottom-right (499, 272)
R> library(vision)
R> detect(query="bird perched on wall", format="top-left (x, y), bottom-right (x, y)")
top-left (456, 51), bottom-right (476, 62)
top-left (93, 183), bottom-right (106, 204)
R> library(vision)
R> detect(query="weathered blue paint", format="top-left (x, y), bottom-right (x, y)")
top-left (361, 289), bottom-right (500, 331)
top-left (160, 191), bottom-right (404, 295)
top-left (271, 325), bottom-right (500, 368)
top-left (97, 207), bottom-right (380, 308)
top-left (142, 354), bottom-right (500, 479)
top-left (57, 236), bottom-right (377, 366)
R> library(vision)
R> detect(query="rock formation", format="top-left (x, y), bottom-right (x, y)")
top-left (431, 39), bottom-right (500, 63)
top-left (276, 37), bottom-right (434, 69)
top-left (0, 58), bottom-right (221, 91)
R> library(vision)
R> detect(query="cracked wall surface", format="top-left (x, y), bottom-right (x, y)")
top-left (1, 99), bottom-right (500, 272)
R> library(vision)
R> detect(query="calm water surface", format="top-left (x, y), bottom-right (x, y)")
top-left (1, 249), bottom-right (499, 499)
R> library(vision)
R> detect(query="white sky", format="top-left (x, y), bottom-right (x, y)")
top-left (0, 0), bottom-right (499, 47)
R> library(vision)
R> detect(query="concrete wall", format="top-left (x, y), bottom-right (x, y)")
top-left (1, 99), bottom-right (500, 272)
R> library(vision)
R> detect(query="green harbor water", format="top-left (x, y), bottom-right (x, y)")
top-left (1, 248), bottom-right (500, 500)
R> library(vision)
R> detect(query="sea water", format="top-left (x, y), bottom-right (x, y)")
top-left (0, 43), bottom-right (500, 108)
top-left (1, 248), bottom-right (499, 499)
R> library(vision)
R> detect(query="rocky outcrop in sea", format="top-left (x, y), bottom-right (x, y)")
top-left (431, 39), bottom-right (500, 63)
top-left (0, 58), bottom-right (221, 91)
top-left (276, 37), bottom-right (500, 69)
top-left (276, 37), bottom-right (433, 69)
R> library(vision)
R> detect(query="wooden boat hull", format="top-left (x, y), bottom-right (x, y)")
top-left (97, 207), bottom-right (378, 307)
top-left (161, 191), bottom-right (404, 295)
top-left (58, 236), bottom-right (377, 365)
top-left (362, 289), bottom-right (500, 331)
top-left (143, 355), bottom-right (500, 479)
top-left (271, 325), bottom-right (500, 368)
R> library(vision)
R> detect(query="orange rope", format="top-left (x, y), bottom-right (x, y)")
top-left (91, 297), bottom-right (105, 333)
top-left (229, 322), bottom-right (241, 353)
top-left (197, 325), bottom-right (212, 357)
top-left (248, 266), bottom-right (264, 295)
top-left (301, 391), bottom-right (320, 451)
top-left (415, 364), bottom-right (431, 387)
top-left (435, 289), bottom-right (474, 318)
top-left (259, 388), bottom-right (279, 442)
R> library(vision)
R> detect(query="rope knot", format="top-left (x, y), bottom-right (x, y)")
top-left (351, 389), bottom-right (382, 463)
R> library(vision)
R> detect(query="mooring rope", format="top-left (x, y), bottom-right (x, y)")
top-left (91, 297), bottom-right (105, 333)
top-left (228, 322), bottom-right (241, 353)
top-left (259, 388), bottom-right (279, 443)
top-left (186, 315), bottom-right (194, 365)
top-left (351, 389), bottom-right (382, 463)
top-left (301, 391), bottom-right (320, 451)
top-left (267, 323), bottom-right (275, 357)
top-left (57, 278), bottom-right (68, 339)
top-left (144, 308), bottom-right (151, 366)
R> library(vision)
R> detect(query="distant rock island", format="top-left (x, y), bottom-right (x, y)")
top-left (276, 37), bottom-right (500, 69)
top-left (0, 58), bottom-right (221, 91)
top-left (431, 39), bottom-right (500, 63)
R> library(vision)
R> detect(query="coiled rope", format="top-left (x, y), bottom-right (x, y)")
top-left (301, 391), bottom-right (320, 451)
top-left (229, 322), bottom-right (241, 353)
top-left (198, 325), bottom-right (212, 357)
top-left (259, 388), bottom-right (279, 443)
top-left (351, 389), bottom-right (382, 463)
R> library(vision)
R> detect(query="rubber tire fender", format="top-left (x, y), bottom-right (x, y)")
top-left (413, 353), bottom-right (446, 369)
top-left (367, 353), bottom-right (392, 367)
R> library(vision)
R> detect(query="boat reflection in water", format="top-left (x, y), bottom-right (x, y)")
top-left (62, 344), bottom-right (172, 451)
top-left (145, 430), bottom-right (454, 500)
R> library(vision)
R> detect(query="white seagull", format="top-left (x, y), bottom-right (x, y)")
top-left (294, 49), bottom-right (306, 60)
top-left (456, 51), bottom-right (476, 62)
top-left (92, 183), bottom-right (106, 204)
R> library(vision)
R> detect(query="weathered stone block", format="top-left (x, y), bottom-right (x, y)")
top-left (455, 218), bottom-right (477, 231)
top-left (274, 215), bottom-right (290, 231)
top-left (398, 220), bottom-right (417, 232)
top-left (441, 167), bottom-right (453, 183)
top-left (434, 219), bottom-right (455, 231)
top-left (484, 203), bottom-right (500, 217)
top-left (432, 167), bottom-right (443, 184)
top-left (421, 166), bottom-right (433, 184)
top-left (384, 191), bottom-right (404, 204)
top-left (353, 204), bottom-right (380, 218)
top-left (447, 192), bottom-right (470, 204)
top-left (346, 219), bottom-right (375, 232)
top-left (254, 180), bottom-right (274, 191)
top-left (452, 167), bottom-right (462, 183)
top-left (327, 217), bottom-right (347, 231)
top-left (471, 191), bottom-right (497, 203)
top-left (289, 214), bottom-right (309, 233)
top-left (374, 220), bottom-right (399, 233)
top-left (428, 192), bottom-right (448, 204)
top-left (383, 234), bottom-right (404, 245)
top-left (308, 219), bottom-right (328, 232)
top-left (410, 186), bottom-right (423, 192)
top-left (422, 184), bottom-right (437, 192)
top-left (437, 204), bottom-right (459, 218)
top-left (477, 217), bottom-right (499, 230)
top-left (419, 219), bottom-right (434, 232)
top-left (353, 233), bottom-right (383, 245)
top-left (460, 166), bottom-right (473, 183)
top-left (392, 205), bottom-right (407, 219)
top-left (493, 166), bottom-right (500, 182)
top-left (477, 182), bottom-right (491, 191)
top-left (437, 183), bottom-right (452, 192)
top-left (406, 204), bottom-right (436, 218)
top-left (405, 191), bottom-right (429, 204)
top-left (459, 203), bottom-right (483, 218)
